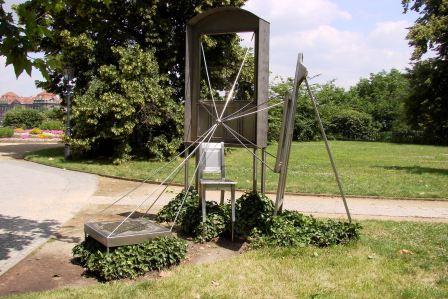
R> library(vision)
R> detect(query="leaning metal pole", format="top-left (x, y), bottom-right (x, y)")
top-left (274, 54), bottom-right (307, 214)
top-left (304, 79), bottom-right (352, 223)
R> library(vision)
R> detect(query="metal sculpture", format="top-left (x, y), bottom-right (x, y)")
top-left (84, 7), bottom-right (352, 250)
top-left (273, 54), bottom-right (351, 221)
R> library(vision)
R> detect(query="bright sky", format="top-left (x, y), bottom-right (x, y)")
top-left (0, 0), bottom-right (418, 96)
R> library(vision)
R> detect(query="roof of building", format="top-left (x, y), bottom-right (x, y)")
top-left (0, 91), bottom-right (60, 105)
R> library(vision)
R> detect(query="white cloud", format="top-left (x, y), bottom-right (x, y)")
top-left (245, 0), bottom-right (351, 28)
top-left (244, 1), bottom-right (412, 88)
top-left (369, 20), bottom-right (410, 47)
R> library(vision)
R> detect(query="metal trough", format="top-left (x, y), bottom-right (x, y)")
top-left (84, 219), bottom-right (171, 248)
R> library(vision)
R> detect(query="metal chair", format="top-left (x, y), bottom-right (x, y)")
top-left (198, 142), bottom-right (237, 240)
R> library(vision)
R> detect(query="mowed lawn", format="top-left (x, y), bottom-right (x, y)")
top-left (25, 141), bottom-right (448, 199)
top-left (10, 221), bottom-right (448, 298)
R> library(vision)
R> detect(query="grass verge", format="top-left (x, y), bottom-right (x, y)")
top-left (25, 141), bottom-right (448, 199)
top-left (9, 220), bottom-right (448, 298)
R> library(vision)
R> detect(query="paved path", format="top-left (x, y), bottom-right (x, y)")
top-left (91, 177), bottom-right (448, 223)
top-left (0, 143), bottom-right (98, 275)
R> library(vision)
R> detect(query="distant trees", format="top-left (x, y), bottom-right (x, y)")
top-left (402, 0), bottom-right (448, 145)
top-left (405, 59), bottom-right (447, 145)
top-left (268, 69), bottom-right (411, 143)
top-left (351, 70), bottom-right (409, 133)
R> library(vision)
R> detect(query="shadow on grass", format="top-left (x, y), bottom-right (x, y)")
top-left (27, 147), bottom-right (168, 165)
top-left (0, 143), bottom-right (62, 159)
top-left (376, 165), bottom-right (448, 176)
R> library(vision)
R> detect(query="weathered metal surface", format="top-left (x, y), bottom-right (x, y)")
top-left (184, 7), bottom-right (269, 148)
top-left (274, 53), bottom-right (308, 213)
top-left (84, 219), bottom-right (171, 248)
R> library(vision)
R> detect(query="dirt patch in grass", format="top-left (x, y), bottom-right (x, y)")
top-left (0, 205), bottom-right (243, 297)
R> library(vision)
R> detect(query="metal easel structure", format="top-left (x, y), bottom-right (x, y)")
top-left (273, 53), bottom-right (352, 222)
top-left (83, 7), bottom-right (351, 250)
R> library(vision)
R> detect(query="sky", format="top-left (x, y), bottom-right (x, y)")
top-left (0, 0), bottom-right (418, 96)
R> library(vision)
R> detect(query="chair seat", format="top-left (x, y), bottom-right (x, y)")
top-left (200, 179), bottom-right (237, 188)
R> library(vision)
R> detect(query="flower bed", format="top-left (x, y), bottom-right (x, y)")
top-left (0, 128), bottom-right (64, 142)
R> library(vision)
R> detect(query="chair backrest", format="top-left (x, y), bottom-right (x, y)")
top-left (198, 142), bottom-right (225, 179)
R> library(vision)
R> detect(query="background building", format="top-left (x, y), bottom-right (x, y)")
top-left (0, 91), bottom-right (61, 122)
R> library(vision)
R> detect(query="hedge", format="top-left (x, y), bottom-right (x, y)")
top-left (0, 127), bottom-right (14, 138)
top-left (2, 108), bottom-right (44, 129)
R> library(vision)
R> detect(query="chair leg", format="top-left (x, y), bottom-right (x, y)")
top-left (220, 190), bottom-right (225, 205)
top-left (201, 186), bottom-right (207, 223)
top-left (231, 185), bottom-right (235, 241)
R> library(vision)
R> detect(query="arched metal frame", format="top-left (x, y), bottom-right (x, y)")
top-left (184, 7), bottom-right (270, 191)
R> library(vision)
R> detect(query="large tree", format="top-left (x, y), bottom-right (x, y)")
top-left (1, 0), bottom-right (252, 160)
top-left (0, 0), bottom-right (246, 98)
top-left (402, 0), bottom-right (448, 144)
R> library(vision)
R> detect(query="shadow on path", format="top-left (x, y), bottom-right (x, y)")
top-left (0, 214), bottom-right (79, 261)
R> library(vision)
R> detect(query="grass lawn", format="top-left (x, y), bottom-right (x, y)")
top-left (9, 220), bottom-right (448, 298)
top-left (25, 141), bottom-right (448, 199)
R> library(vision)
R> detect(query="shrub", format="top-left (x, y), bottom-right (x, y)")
top-left (29, 128), bottom-right (43, 135)
top-left (3, 108), bottom-right (44, 128)
top-left (0, 127), bottom-right (14, 138)
top-left (157, 188), bottom-right (230, 242)
top-left (157, 190), bottom-right (361, 248)
top-left (194, 212), bottom-right (229, 243)
top-left (325, 108), bottom-right (378, 141)
top-left (180, 200), bottom-right (230, 243)
top-left (72, 236), bottom-right (187, 281)
top-left (250, 210), bottom-right (361, 248)
top-left (40, 120), bottom-right (64, 130)
top-left (69, 45), bottom-right (182, 163)
top-left (42, 108), bottom-right (64, 121)
top-left (267, 102), bottom-right (283, 142)
top-left (14, 128), bottom-right (24, 133)
top-left (163, 191), bottom-right (276, 242)
top-left (294, 116), bottom-right (321, 141)
top-left (234, 191), bottom-right (274, 236)
top-left (156, 188), bottom-right (199, 223)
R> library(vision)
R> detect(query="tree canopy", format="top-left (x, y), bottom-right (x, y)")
top-left (0, 0), bottom-right (254, 160)
top-left (0, 0), bottom-right (247, 100)
top-left (402, 0), bottom-right (448, 60)
top-left (402, 0), bottom-right (448, 144)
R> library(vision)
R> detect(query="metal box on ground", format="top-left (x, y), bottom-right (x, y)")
top-left (84, 219), bottom-right (171, 248)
